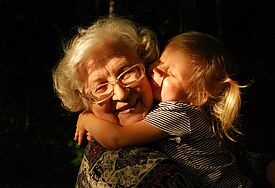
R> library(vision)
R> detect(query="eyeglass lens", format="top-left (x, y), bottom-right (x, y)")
top-left (88, 64), bottom-right (144, 103)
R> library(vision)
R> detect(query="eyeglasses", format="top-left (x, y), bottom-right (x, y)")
top-left (84, 63), bottom-right (145, 104)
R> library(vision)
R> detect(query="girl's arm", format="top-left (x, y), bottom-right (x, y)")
top-left (74, 112), bottom-right (168, 149)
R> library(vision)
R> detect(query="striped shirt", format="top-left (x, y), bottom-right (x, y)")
top-left (145, 101), bottom-right (248, 187)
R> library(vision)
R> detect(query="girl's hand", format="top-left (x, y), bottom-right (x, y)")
top-left (74, 125), bottom-right (87, 145)
top-left (74, 121), bottom-right (94, 145)
top-left (74, 112), bottom-right (89, 145)
top-left (86, 132), bottom-right (93, 142)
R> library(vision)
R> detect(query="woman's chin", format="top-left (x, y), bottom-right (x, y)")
top-left (117, 106), bottom-right (147, 126)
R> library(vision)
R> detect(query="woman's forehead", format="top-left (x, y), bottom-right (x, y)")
top-left (92, 39), bottom-right (136, 60)
top-left (79, 40), bottom-right (140, 84)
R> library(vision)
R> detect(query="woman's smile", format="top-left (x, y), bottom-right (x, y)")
top-left (115, 99), bottom-right (138, 113)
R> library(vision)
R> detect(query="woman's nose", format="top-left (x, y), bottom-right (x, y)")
top-left (112, 83), bottom-right (130, 101)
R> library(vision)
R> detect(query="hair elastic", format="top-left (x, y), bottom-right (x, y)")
top-left (225, 78), bottom-right (233, 84)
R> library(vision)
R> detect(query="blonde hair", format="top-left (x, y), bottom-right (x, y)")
top-left (168, 31), bottom-right (247, 141)
top-left (52, 16), bottom-right (159, 112)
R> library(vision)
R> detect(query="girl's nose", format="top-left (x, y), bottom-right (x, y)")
top-left (149, 60), bottom-right (167, 75)
top-left (112, 83), bottom-right (130, 101)
top-left (150, 66), bottom-right (165, 87)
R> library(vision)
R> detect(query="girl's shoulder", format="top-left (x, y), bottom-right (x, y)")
top-left (156, 101), bottom-right (202, 112)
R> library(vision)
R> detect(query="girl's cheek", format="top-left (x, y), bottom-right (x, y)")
top-left (160, 81), bottom-right (172, 99)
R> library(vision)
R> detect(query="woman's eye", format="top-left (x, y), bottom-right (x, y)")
top-left (121, 72), bottom-right (132, 79)
top-left (121, 72), bottom-right (138, 83)
top-left (95, 84), bottom-right (108, 93)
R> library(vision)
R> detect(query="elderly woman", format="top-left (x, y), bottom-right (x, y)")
top-left (52, 16), bottom-right (197, 187)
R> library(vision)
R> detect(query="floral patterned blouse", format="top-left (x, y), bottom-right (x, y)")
top-left (75, 139), bottom-right (199, 188)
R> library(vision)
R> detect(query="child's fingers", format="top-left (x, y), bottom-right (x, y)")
top-left (77, 129), bottom-right (86, 145)
top-left (87, 132), bottom-right (92, 137)
top-left (74, 126), bottom-right (86, 145)
top-left (74, 127), bottom-right (79, 141)
top-left (86, 132), bottom-right (93, 141)
top-left (87, 135), bottom-right (92, 141)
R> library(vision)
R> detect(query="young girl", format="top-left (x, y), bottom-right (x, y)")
top-left (75, 31), bottom-right (250, 187)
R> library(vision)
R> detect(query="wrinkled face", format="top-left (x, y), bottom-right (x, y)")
top-left (80, 41), bottom-right (153, 126)
top-left (149, 44), bottom-right (194, 102)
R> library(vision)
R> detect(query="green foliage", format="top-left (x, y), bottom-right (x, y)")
top-left (67, 140), bottom-right (86, 167)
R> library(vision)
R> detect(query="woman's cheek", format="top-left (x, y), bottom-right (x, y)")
top-left (140, 79), bottom-right (153, 106)
top-left (90, 103), bottom-right (119, 124)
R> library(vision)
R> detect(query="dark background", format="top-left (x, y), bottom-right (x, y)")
top-left (0, 0), bottom-right (274, 187)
